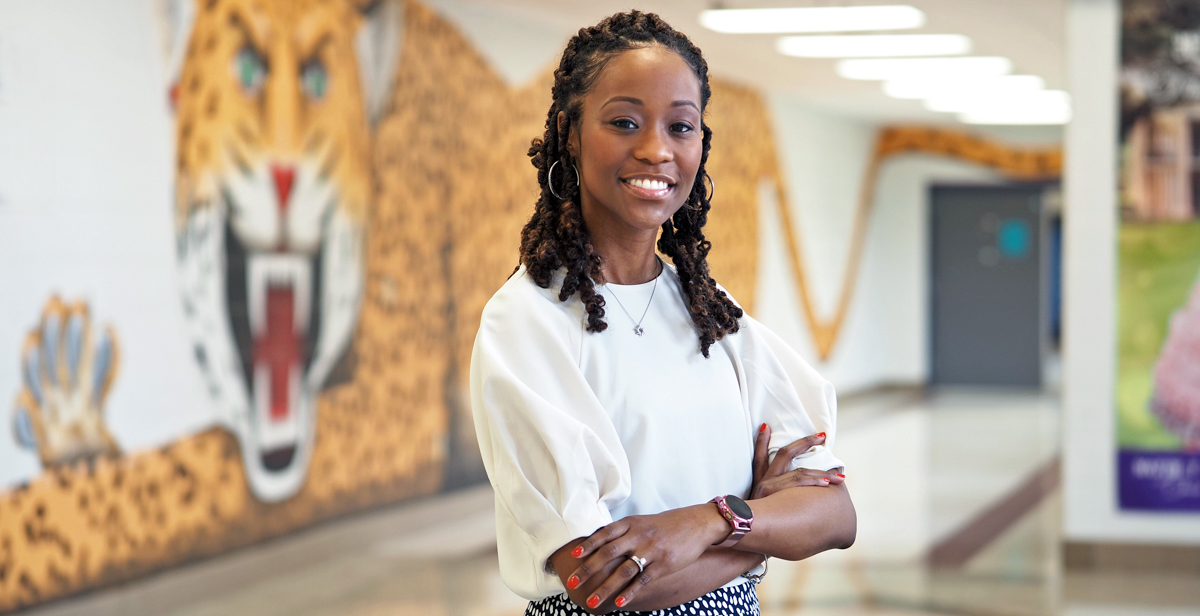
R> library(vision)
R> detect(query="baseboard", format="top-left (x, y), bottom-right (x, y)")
top-left (1064, 541), bottom-right (1200, 573)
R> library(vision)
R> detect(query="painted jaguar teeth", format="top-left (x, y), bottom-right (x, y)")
top-left (627, 178), bottom-right (669, 190)
top-left (247, 254), bottom-right (313, 336)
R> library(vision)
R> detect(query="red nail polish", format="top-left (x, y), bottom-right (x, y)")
top-left (837, 473), bottom-right (845, 478)
top-left (572, 546), bottom-right (584, 558)
top-left (567, 575), bottom-right (579, 589)
top-left (615, 597), bottom-right (627, 608)
top-left (817, 432), bottom-right (826, 439)
top-left (821, 477), bottom-right (830, 483)
top-left (760, 423), bottom-right (767, 433)
top-left (587, 596), bottom-right (600, 609)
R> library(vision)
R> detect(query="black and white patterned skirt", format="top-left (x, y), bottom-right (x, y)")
top-left (524, 582), bottom-right (759, 616)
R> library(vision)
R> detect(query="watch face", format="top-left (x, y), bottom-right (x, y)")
top-left (726, 495), bottom-right (753, 519)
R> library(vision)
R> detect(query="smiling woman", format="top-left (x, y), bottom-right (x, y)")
top-left (470, 10), bottom-right (855, 616)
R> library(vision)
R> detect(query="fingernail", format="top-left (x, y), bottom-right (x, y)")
top-left (837, 473), bottom-right (845, 478)
top-left (572, 546), bottom-right (584, 558)
top-left (760, 423), bottom-right (767, 434)
top-left (615, 597), bottom-right (627, 608)
top-left (587, 596), bottom-right (600, 609)
top-left (821, 477), bottom-right (830, 484)
top-left (817, 432), bottom-right (826, 439)
top-left (567, 575), bottom-right (579, 589)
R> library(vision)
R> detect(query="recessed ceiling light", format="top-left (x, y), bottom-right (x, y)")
top-left (699, 5), bottom-right (924, 34)
top-left (882, 75), bottom-right (1046, 100)
top-left (777, 34), bottom-right (971, 58)
top-left (836, 56), bottom-right (1013, 80)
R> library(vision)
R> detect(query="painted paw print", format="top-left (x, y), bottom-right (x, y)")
top-left (12, 296), bottom-right (122, 467)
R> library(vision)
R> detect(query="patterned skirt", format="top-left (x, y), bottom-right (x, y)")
top-left (524, 582), bottom-right (759, 616)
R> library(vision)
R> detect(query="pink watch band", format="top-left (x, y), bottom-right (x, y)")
top-left (710, 495), bottom-right (753, 548)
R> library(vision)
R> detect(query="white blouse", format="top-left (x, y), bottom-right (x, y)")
top-left (470, 263), bottom-right (843, 600)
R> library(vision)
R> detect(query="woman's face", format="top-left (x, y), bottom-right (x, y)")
top-left (565, 46), bottom-right (703, 240)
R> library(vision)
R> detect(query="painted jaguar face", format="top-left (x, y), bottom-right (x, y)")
top-left (171, 0), bottom-right (390, 501)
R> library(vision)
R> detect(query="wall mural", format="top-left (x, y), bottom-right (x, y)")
top-left (0, 1), bottom-right (771, 609)
top-left (0, 0), bottom-right (1070, 609)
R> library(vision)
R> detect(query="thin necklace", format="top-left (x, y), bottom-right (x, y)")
top-left (604, 264), bottom-right (660, 336)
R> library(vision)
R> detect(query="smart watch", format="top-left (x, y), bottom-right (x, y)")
top-left (710, 495), bottom-right (754, 548)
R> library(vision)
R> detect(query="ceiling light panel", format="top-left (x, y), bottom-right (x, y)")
top-left (777, 34), bottom-right (971, 58)
top-left (836, 56), bottom-right (1013, 80)
top-left (699, 5), bottom-right (924, 34)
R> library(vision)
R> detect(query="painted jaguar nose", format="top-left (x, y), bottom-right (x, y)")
top-left (271, 164), bottom-right (296, 216)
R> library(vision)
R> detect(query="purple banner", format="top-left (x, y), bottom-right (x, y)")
top-left (1118, 450), bottom-right (1200, 511)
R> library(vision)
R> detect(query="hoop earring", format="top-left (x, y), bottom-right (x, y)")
top-left (547, 160), bottom-right (580, 200)
top-left (684, 172), bottom-right (715, 211)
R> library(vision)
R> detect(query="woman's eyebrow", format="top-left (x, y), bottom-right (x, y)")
top-left (601, 96), bottom-right (700, 111)
top-left (602, 96), bottom-right (643, 108)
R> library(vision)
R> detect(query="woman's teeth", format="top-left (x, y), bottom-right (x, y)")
top-left (626, 178), bottom-right (670, 190)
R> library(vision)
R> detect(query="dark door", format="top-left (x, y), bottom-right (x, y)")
top-left (930, 185), bottom-right (1044, 386)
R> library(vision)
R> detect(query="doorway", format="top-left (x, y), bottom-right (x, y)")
top-left (930, 185), bottom-right (1051, 387)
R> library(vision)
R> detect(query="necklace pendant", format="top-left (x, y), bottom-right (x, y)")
top-left (633, 326), bottom-right (644, 336)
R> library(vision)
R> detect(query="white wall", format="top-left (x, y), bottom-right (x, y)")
top-left (1061, 0), bottom-right (1200, 545)
top-left (0, 0), bottom-right (212, 489)
top-left (755, 94), bottom-right (1009, 392)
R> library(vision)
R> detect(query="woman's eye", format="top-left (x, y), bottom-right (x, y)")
top-left (234, 46), bottom-right (266, 93)
top-left (301, 59), bottom-right (328, 100)
top-left (612, 119), bottom-right (637, 130)
top-left (672, 122), bottom-right (695, 133)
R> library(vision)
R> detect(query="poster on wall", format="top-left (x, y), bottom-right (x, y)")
top-left (1117, 0), bottom-right (1200, 511)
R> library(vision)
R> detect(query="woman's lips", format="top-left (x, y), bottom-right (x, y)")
top-left (622, 177), bottom-right (674, 200)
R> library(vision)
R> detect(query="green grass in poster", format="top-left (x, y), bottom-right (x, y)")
top-left (1118, 221), bottom-right (1200, 449)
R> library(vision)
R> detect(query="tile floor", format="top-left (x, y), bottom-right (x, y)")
top-left (21, 389), bottom-right (1200, 616)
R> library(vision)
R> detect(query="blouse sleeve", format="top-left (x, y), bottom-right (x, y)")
top-left (470, 277), bottom-right (631, 599)
top-left (736, 314), bottom-right (844, 472)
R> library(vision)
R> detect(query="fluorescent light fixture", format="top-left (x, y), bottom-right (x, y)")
top-left (777, 34), bottom-right (970, 58)
top-left (699, 5), bottom-right (924, 34)
top-left (837, 56), bottom-right (1013, 80)
top-left (925, 89), bottom-right (1070, 114)
top-left (882, 74), bottom-right (1045, 100)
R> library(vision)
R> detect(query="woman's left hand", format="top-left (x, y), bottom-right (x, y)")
top-left (564, 504), bottom-right (727, 612)
top-left (750, 424), bottom-right (844, 500)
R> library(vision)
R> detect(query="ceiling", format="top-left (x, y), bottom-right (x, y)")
top-left (430, 0), bottom-right (1067, 129)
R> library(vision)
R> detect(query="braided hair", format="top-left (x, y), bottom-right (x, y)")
top-left (519, 10), bottom-right (742, 357)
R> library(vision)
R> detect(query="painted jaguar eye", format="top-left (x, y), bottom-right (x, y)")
top-left (234, 46), bottom-right (266, 93)
top-left (301, 60), bottom-right (327, 100)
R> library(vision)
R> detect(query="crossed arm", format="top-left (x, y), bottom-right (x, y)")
top-left (546, 426), bottom-right (857, 613)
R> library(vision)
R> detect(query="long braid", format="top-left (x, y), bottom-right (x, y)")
top-left (519, 10), bottom-right (742, 356)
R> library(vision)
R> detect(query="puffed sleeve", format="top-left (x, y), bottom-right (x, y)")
top-left (735, 314), bottom-right (844, 472)
top-left (470, 275), bottom-right (631, 599)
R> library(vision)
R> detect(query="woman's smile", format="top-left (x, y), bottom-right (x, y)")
top-left (621, 174), bottom-right (676, 200)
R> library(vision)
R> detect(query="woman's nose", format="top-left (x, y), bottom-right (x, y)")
top-left (633, 128), bottom-right (674, 165)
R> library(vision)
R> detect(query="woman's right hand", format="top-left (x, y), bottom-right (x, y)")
top-left (750, 424), bottom-right (844, 500)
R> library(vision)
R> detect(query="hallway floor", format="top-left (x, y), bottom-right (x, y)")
top-left (20, 389), bottom-right (1200, 616)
